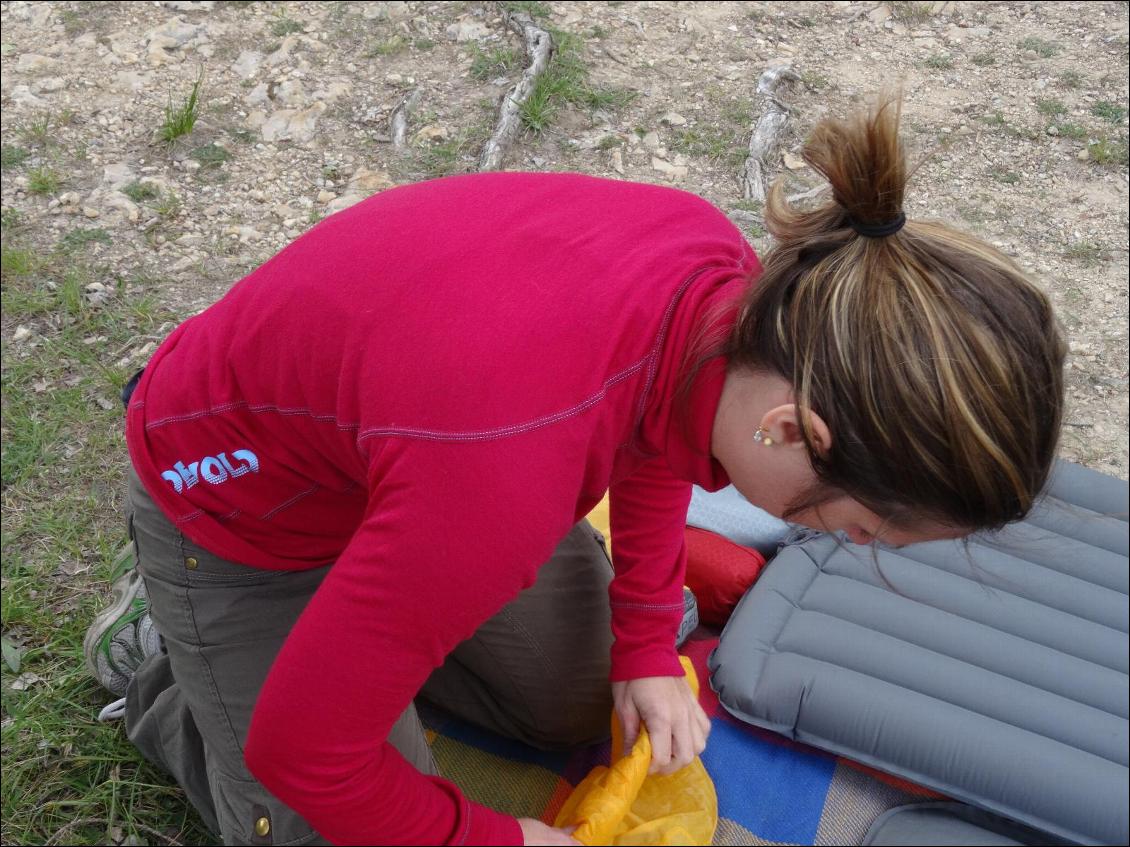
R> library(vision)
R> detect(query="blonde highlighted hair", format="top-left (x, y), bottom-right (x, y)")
top-left (725, 93), bottom-right (1066, 529)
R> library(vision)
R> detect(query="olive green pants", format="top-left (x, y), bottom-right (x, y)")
top-left (123, 471), bottom-right (615, 844)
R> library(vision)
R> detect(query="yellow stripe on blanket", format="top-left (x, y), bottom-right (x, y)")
top-left (586, 494), bottom-right (611, 548)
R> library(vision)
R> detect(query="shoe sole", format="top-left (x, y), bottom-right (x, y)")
top-left (83, 569), bottom-right (145, 683)
top-left (107, 541), bottom-right (136, 584)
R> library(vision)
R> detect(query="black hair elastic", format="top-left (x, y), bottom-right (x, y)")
top-left (848, 211), bottom-right (906, 238)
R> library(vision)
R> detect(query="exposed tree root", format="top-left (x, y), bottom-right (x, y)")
top-left (740, 64), bottom-right (801, 202)
top-left (478, 6), bottom-right (554, 171)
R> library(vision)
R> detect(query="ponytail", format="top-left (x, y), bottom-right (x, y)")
top-left (725, 92), bottom-right (1066, 529)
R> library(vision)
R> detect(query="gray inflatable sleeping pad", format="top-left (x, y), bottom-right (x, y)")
top-left (709, 461), bottom-right (1129, 846)
top-left (862, 803), bottom-right (1073, 846)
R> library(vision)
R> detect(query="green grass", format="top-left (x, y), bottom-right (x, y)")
top-left (2, 208), bottom-right (24, 230)
top-left (19, 113), bottom-right (57, 148)
top-left (58, 2), bottom-right (105, 37)
top-left (800, 70), bottom-right (830, 91)
top-left (956, 203), bottom-right (991, 225)
top-left (414, 132), bottom-right (482, 177)
top-left (1, 145), bottom-right (30, 170)
top-left (990, 169), bottom-right (1020, 184)
top-left (502, 0), bottom-right (550, 19)
top-left (744, 222), bottom-right (766, 239)
top-left (1063, 241), bottom-right (1109, 266)
top-left (1055, 122), bottom-right (1088, 140)
top-left (971, 52), bottom-right (995, 67)
top-left (1, 243), bottom-right (40, 278)
top-left (1018, 36), bottom-right (1060, 58)
top-left (1087, 135), bottom-right (1129, 166)
top-left (1091, 101), bottom-right (1127, 124)
top-left (158, 72), bottom-right (204, 145)
top-left (1058, 70), bottom-right (1084, 88)
top-left (27, 167), bottom-right (61, 195)
top-left (1, 233), bottom-right (215, 846)
top-left (1035, 97), bottom-right (1067, 118)
top-left (889, 1), bottom-right (934, 24)
top-left (596, 134), bottom-right (622, 151)
top-left (922, 54), bottom-right (954, 70)
top-left (979, 110), bottom-right (1041, 141)
top-left (120, 181), bottom-right (160, 203)
top-left (669, 91), bottom-right (752, 167)
top-left (367, 35), bottom-right (407, 57)
top-left (413, 37), bottom-right (436, 51)
top-left (57, 228), bottom-right (112, 253)
top-left (517, 28), bottom-right (636, 134)
top-left (730, 199), bottom-right (764, 213)
top-left (190, 143), bottom-right (231, 169)
top-left (153, 192), bottom-right (182, 220)
top-left (270, 14), bottom-right (303, 36)
top-left (227, 127), bottom-right (258, 145)
top-left (470, 45), bottom-right (523, 81)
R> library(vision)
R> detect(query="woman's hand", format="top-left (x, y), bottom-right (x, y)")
top-left (517, 818), bottom-right (581, 845)
top-left (612, 675), bottom-right (711, 775)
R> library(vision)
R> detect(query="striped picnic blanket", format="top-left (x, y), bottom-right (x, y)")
top-left (420, 636), bottom-right (939, 846)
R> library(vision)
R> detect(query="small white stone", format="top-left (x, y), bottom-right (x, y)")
top-left (231, 50), bottom-right (264, 79)
top-left (651, 156), bottom-right (688, 180)
top-left (17, 53), bottom-right (56, 74)
top-left (413, 124), bottom-right (450, 143)
top-left (10, 85), bottom-right (48, 108)
top-left (102, 163), bottom-right (136, 189)
top-left (782, 151), bottom-right (807, 170)
top-left (31, 76), bottom-right (66, 94)
top-left (446, 19), bottom-right (491, 42)
top-left (84, 281), bottom-right (115, 306)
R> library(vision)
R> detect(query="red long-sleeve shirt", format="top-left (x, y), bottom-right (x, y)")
top-left (125, 172), bottom-right (759, 845)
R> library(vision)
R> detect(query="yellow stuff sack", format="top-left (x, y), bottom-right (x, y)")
top-left (553, 656), bottom-right (718, 846)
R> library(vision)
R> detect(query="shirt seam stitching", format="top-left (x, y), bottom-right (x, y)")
top-left (621, 268), bottom-right (709, 451)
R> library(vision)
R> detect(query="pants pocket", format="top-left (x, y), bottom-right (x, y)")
top-left (208, 767), bottom-right (325, 846)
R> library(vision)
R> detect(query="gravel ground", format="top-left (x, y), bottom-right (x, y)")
top-left (3, 0), bottom-right (1128, 477)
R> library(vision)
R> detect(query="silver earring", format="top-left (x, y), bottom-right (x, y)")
top-left (754, 427), bottom-right (775, 447)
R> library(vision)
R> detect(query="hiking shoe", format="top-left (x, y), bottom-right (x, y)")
top-left (107, 540), bottom-right (137, 584)
top-left (83, 544), bottom-right (161, 698)
top-left (675, 585), bottom-right (699, 648)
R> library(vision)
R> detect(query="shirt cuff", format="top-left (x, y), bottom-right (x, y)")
top-left (462, 797), bottom-right (523, 846)
top-left (608, 604), bottom-right (686, 682)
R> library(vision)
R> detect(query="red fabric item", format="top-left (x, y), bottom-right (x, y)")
top-left (125, 172), bottom-right (761, 845)
top-left (683, 526), bottom-right (768, 626)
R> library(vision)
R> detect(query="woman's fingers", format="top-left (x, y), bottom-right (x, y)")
top-left (517, 818), bottom-right (582, 845)
top-left (688, 687), bottom-right (711, 745)
top-left (645, 712), bottom-right (672, 773)
top-left (619, 705), bottom-right (641, 751)
top-left (671, 711), bottom-right (696, 773)
top-left (615, 675), bottom-right (713, 775)
top-left (684, 697), bottom-right (706, 760)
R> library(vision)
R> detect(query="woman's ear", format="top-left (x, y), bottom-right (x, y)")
top-left (760, 405), bottom-right (833, 455)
